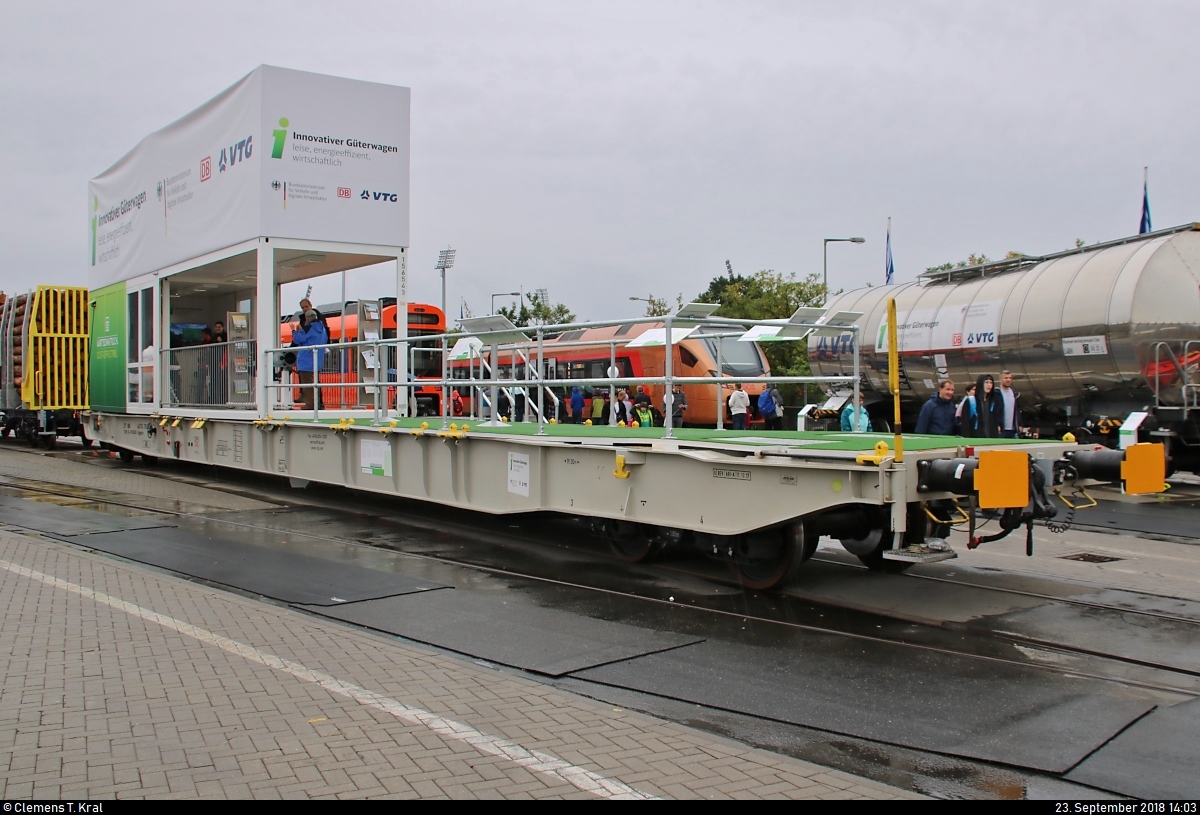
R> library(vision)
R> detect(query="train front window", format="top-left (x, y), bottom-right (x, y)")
top-left (695, 326), bottom-right (766, 377)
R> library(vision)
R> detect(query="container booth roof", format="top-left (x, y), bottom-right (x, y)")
top-left (163, 248), bottom-right (397, 292)
top-left (88, 65), bottom-right (410, 293)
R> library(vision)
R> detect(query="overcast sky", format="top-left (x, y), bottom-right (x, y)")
top-left (3, 1), bottom-right (1196, 320)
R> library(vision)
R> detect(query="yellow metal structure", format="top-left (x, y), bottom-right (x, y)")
top-left (886, 298), bottom-right (904, 463)
top-left (1122, 442), bottom-right (1167, 495)
top-left (20, 286), bottom-right (89, 410)
top-left (975, 449), bottom-right (1030, 509)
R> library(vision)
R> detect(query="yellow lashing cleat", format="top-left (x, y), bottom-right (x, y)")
top-left (855, 440), bottom-right (890, 466)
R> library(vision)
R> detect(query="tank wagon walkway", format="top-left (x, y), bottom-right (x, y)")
top-left (0, 526), bottom-right (918, 799)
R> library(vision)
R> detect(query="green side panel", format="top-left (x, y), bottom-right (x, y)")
top-left (89, 282), bottom-right (127, 411)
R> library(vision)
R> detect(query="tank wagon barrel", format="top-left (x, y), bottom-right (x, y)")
top-left (810, 223), bottom-right (1200, 471)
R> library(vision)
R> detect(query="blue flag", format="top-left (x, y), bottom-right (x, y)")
top-left (885, 219), bottom-right (895, 285)
top-left (1139, 174), bottom-right (1152, 234)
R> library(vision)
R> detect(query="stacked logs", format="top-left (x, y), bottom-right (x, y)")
top-left (9, 293), bottom-right (27, 387)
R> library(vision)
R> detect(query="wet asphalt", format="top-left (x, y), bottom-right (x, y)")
top-left (5, 445), bottom-right (1200, 798)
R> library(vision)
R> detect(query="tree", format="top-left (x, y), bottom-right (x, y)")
top-left (638, 294), bottom-right (683, 317)
top-left (497, 291), bottom-right (576, 328)
top-left (693, 269), bottom-right (826, 404)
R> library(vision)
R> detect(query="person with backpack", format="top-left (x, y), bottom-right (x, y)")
top-left (612, 389), bottom-right (633, 425)
top-left (758, 382), bottom-right (783, 430)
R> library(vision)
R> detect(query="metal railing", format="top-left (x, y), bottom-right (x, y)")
top-left (256, 314), bottom-right (860, 438)
top-left (1152, 340), bottom-right (1200, 417)
top-left (162, 340), bottom-right (257, 408)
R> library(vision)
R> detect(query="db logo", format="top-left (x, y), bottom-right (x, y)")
top-left (337, 187), bottom-right (351, 198)
top-left (200, 157), bottom-right (212, 182)
top-left (951, 333), bottom-right (962, 347)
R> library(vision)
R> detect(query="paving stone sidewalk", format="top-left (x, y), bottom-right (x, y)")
top-left (0, 529), bottom-right (922, 800)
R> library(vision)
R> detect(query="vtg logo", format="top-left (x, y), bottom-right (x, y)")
top-left (361, 190), bottom-right (398, 202)
top-left (219, 136), bottom-right (254, 173)
top-left (966, 332), bottom-right (995, 345)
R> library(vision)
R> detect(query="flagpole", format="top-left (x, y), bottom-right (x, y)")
top-left (884, 217), bottom-right (894, 286)
top-left (1140, 166), bottom-right (1152, 234)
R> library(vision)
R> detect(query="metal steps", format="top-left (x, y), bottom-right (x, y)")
top-left (883, 541), bottom-right (958, 564)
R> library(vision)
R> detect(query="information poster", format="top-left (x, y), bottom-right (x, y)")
top-left (360, 437), bottom-right (392, 477)
top-left (507, 451), bottom-right (530, 497)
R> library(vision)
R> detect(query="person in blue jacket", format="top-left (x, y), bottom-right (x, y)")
top-left (914, 380), bottom-right (958, 435)
top-left (292, 309), bottom-right (329, 409)
top-left (569, 386), bottom-right (585, 423)
top-left (840, 393), bottom-right (871, 432)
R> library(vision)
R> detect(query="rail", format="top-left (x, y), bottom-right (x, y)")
top-left (260, 313), bottom-right (862, 437)
top-left (1151, 341), bottom-right (1200, 419)
top-left (161, 340), bottom-right (257, 408)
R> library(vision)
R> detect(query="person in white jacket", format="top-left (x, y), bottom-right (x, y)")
top-left (728, 383), bottom-right (750, 430)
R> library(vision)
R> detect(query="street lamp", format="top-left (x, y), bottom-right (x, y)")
top-left (491, 291), bottom-right (520, 313)
top-left (435, 248), bottom-right (456, 423)
top-left (823, 237), bottom-right (865, 305)
top-left (629, 295), bottom-right (656, 316)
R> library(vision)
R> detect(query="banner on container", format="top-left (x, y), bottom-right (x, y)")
top-left (877, 300), bottom-right (1003, 353)
top-left (89, 66), bottom-right (410, 289)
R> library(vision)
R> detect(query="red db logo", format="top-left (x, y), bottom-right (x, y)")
top-left (337, 187), bottom-right (351, 198)
top-left (200, 157), bottom-right (212, 182)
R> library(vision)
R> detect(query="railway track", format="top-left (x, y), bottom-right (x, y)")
top-left (3, 453), bottom-right (1199, 703)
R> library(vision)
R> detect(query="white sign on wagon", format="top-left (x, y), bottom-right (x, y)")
top-left (507, 451), bottom-right (531, 497)
top-left (89, 65), bottom-right (411, 289)
top-left (1062, 336), bottom-right (1109, 356)
top-left (360, 437), bottom-right (392, 477)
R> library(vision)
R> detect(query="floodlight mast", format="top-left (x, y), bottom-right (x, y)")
top-left (436, 248), bottom-right (456, 427)
top-left (822, 237), bottom-right (865, 305)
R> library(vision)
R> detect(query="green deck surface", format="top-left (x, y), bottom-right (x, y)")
top-left (270, 414), bottom-right (1051, 453)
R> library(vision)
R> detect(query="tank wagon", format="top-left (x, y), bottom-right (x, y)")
top-left (810, 224), bottom-right (1200, 472)
top-left (0, 286), bottom-right (91, 447)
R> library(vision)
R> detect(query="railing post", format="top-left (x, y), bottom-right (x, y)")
top-left (537, 329), bottom-right (546, 434)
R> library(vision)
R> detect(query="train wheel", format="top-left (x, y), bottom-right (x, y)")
top-left (118, 449), bottom-right (136, 464)
top-left (605, 521), bottom-right (665, 563)
top-left (856, 548), bottom-right (912, 574)
top-left (840, 526), bottom-right (909, 573)
top-left (40, 435), bottom-right (56, 450)
top-left (727, 522), bottom-right (808, 590)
